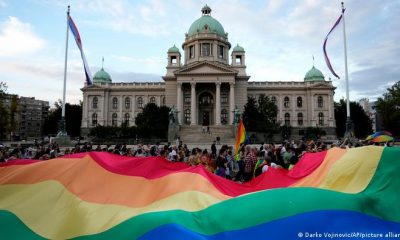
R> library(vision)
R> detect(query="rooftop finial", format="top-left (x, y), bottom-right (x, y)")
top-left (312, 55), bottom-right (315, 67)
top-left (102, 57), bottom-right (104, 69)
top-left (202, 4), bottom-right (211, 15)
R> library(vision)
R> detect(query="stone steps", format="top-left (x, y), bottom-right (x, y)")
top-left (178, 125), bottom-right (235, 144)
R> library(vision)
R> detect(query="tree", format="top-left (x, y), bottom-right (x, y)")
top-left (243, 95), bottom-right (278, 135)
top-left (334, 99), bottom-right (373, 138)
top-left (375, 81), bottom-right (400, 136)
top-left (42, 100), bottom-right (83, 137)
top-left (0, 82), bottom-right (9, 140)
top-left (135, 103), bottom-right (169, 138)
top-left (8, 95), bottom-right (18, 139)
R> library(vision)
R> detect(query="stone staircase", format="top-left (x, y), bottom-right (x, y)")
top-left (178, 125), bottom-right (235, 145)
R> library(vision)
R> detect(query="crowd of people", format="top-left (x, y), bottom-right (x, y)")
top-left (0, 138), bottom-right (396, 183)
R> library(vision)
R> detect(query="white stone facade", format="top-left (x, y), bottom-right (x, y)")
top-left (81, 5), bottom-right (336, 137)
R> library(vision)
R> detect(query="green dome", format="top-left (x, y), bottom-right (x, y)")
top-left (233, 44), bottom-right (245, 52)
top-left (93, 68), bottom-right (112, 83)
top-left (304, 66), bottom-right (325, 82)
top-left (187, 5), bottom-right (226, 37)
top-left (168, 44), bottom-right (180, 53)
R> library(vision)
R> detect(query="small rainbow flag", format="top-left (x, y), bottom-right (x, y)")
top-left (0, 146), bottom-right (399, 239)
top-left (234, 118), bottom-right (246, 156)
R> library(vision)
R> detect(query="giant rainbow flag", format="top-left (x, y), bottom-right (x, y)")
top-left (1, 146), bottom-right (400, 239)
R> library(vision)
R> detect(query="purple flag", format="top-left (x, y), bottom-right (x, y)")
top-left (323, 9), bottom-right (345, 79)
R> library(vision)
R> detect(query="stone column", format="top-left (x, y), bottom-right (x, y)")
top-left (177, 82), bottom-right (182, 125)
top-left (103, 90), bottom-right (109, 126)
top-left (292, 94), bottom-right (296, 127)
top-left (278, 94), bottom-right (283, 125)
top-left (311, 93), bottom-right (314, 126)
top-left (229, 82), bottom-right (235, 124)
top-left (215, 82), bottom-right (221, 125)
top-left (132, 96), bottom-right (136, 126)
top-left (190, 82), bottom-right (196, 125)
top-left (119, 96), bottom-right (123, 126)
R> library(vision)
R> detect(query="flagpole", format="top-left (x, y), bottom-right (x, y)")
top-left (58, 5), bottom-right (70, 137)
top-left (342, 2), bottom-right (353, 138)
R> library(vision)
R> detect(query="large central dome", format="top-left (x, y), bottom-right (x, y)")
top-left (187, 5), bottom-right (226, 37)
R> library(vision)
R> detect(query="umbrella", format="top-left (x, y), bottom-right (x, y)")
top-left (371, 135), bottom-right (394, 143)
top-left (366, 131), bottom-right (393, 140)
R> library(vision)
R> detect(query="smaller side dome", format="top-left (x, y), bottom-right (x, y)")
top-left (93, 68), bottom-right (112, 83)
top-left (233, 44), bottom-right (245, 52)
top-left (168, 44), bottom-right (180, 53)
top-left (304, 66), bottom-right (325, 82)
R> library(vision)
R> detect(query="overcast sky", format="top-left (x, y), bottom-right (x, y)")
top-left (0, 0), bottom-right (399, 106)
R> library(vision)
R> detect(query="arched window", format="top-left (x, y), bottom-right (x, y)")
top-left (284, 96), bottom-right (290, 108)
top-left (271, 96), bottom-right (276, 105)
top-left (112, 113), bottom-right (118, 126)
top-left (297, 112), bottom-right (303, 126)
top-left (297, 97), bottom-right (303, 108)
top-left (318, 112), bottom-right (324, 126)
top-left (150, 97), bottom-right (156, 104)
top-left (92, 97), bottom-right (98, 109)
top-left (221, 109), bottom-right (228, 124)
top-left (124, 113), bottom-right (130, 125)
top-left (112, 97), bottom-right (118, 109)
top-left (137, 97), bottom-right (143, 109)
top-left (318, 96), bottom-right (324, 108)
top-left (184, 109), bottom-right (191, 124)
top-left (92, 113), bottom-right (97, 126)
top-left (125, 97), bottom-right (130, 109)
top-left (284, 113), bottom-right (290, 125)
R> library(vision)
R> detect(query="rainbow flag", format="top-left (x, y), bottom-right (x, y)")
top-left (1, 146), bottom-right (400, 239)
top-left (234, 118), bottom-right (246, 156)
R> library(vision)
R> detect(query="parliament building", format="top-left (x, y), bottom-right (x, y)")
top-left (81, 5), bottom-right (336, 142)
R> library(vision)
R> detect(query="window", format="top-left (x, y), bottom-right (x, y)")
top-left (125, 97), bottom-right (130, 109)
top-left (171, 56), bottom-right (177, 65)
top-left (184, 109), bottom-right (191, 124)
top-left (221, 92), bottom-right (228, 104)
top-left (124, 113), bottom-right (130, 125)
top-left (112, 113), bottom-right (118, 126)
top-left (150, 97), bottom-right (156, 104)
top-left (318, 112), bottom-right (324, 126)
top-left (201, 43), bottom-right (211, 56)
top-left (284, 96), bottom-right (290, 108)
top-left (92, 113), bottom-right (97, 126)
top-left (92, 97), bottom-right (98, 109)
top-left (137, 97), bottom-right (143, 109)
top-left (112, 97), bottom-right (118, 109)
top-left (199, 93), bottom-right (213, 105)
top-left (284, 113), bottom-right (290, 125)
top-left (318, 96), bottom-right (324, 108)
top-left (184, 94), bottom-right (191, 104)
top-left (162, 97), bottom-right (166, 106)
top-left (189, 45), bottom-right (194, 58)
top-left (271, 96), bottom-right (276, 105)
top-left (218, 45), bottom-right (224, 59)
top-left (235, 55), bottom-right (242, 64)
top-left (221, 109), bottom-right (228, 124)
top-left (297, 97), bottom-right (303, 108)
top-left (297, 113), bottom-right (303, 126)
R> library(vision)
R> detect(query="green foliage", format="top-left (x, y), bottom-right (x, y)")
top-left (0, 82), bottom-right (9, 140)
top-left (280, 125), bottom-right (292, 140)
top-left (135, 103), bottom-right (169, 138)
top-left (88, 103), bottom-right (169, 141)
top-left (334, 99), bottom-right (373, 138)
top-left (375, 81), bottom-right (400, 136)
top-left (89, 125), bottom-right (138, 142)
top-left (243, 95), bottom-right (278, 134)
top-left (304, 127), bottom-right (326, 141)
top-left (42, 101), bottom-right (82, 137)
